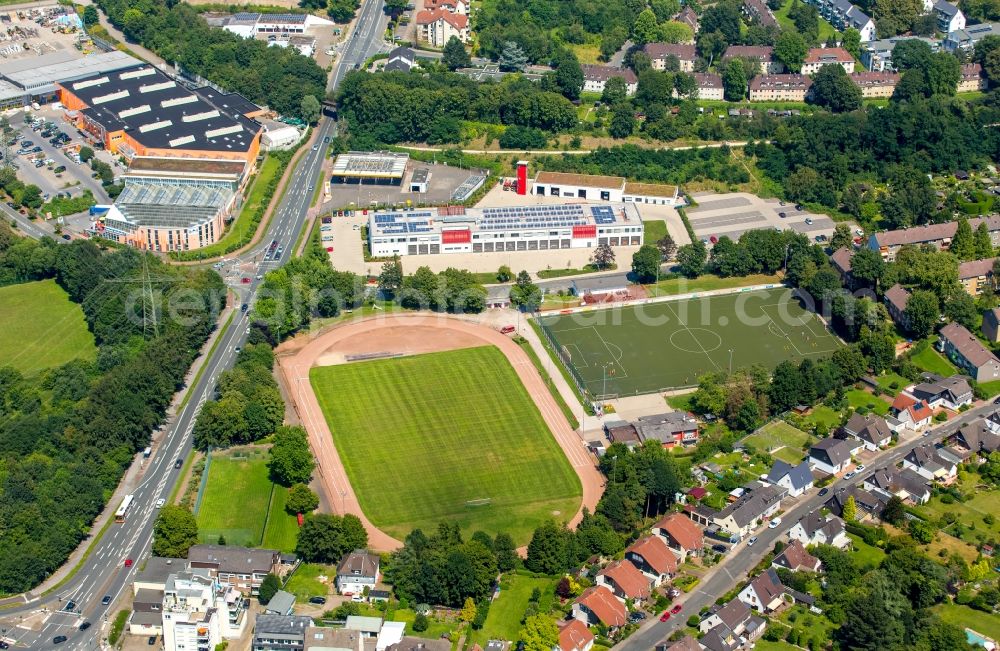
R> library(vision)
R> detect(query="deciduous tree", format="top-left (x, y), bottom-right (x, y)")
top-left (268, 426), bottom-right (316, 486)
top-left (286, 483), bottom-right (319, 515)
top-left (631, 244), bottom-right (661, 282)
top-left (152, 506), bottom-right (199, 558)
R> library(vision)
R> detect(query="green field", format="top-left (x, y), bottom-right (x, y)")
top-left (538, 288), bottom-right (841, 396)
top-left (284, 563), bottom-right (336, 600)
top-left (310, 347), bottom-right (582, 543)
top-left (0, 279), bottom-right (96, 375)
top-left (196, 449), bottom-right (299, 551)
top-left (645, 273), bottom-right (780, 298)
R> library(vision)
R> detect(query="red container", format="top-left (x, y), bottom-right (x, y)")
top-left (442, 229), bottom-right (471, 244)
top-left (572, 224), bottom-right (597, 238)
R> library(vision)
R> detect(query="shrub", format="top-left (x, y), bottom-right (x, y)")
top-left (412, 613), bottom-right (429, 632)
top-left (687, 615), bottom-right (700, 627)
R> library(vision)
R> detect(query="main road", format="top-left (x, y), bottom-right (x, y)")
top-left (0, 1), bottom-right (389, 649)
top-left (617, 401), bottom-right (1000, 651)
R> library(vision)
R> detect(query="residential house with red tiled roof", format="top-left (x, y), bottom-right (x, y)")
top-left (572, 586), bottom-right (627, 629)
top-left (415, 10), bottom-right (469, 47)
top-left (891, 394), bottom-right (933, 431)
top-left (625, 535), bottom-right (677, 586)
top-left (596, 560), bottom-right (651, 601)
top-left (652, 513), bottom-right (704, 560)
top-left (801, 47), bottom-right (855, 74)
top-left (557, 619), bottom-right (594, 651)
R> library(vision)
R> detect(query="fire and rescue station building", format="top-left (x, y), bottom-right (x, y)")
top-left (367, 202), bottom-right (644, 257)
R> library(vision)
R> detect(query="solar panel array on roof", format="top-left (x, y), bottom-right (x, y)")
top-left (591, 206), bottom-right (618, 224)
top-left (478, 204), bottom-right (588, 231)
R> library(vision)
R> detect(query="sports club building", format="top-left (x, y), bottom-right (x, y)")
top-left (367, 203), bottom-right (644, 256)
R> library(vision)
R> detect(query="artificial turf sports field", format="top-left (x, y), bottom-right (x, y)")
top-left (538, 287), bottom-right (841, 396)
top-left (309, 346), bottom-right (582, 544)
top-left (0, 279), bottom-right (96, 375)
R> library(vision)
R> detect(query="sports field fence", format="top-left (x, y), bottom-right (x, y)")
top-left (537, 316), bottom-right (593, 403)
top-left (193, 446), bottom-right (212, 516)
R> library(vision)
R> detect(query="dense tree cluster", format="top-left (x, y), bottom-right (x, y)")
top-left (537, 144), bottom-right (750, 186)
top-left (384, 524), bottom-right (517, 607)
top-left (268, 426), bottom-right (316, 486)
top-left (747, 96), bottom-right (1000, 224)
top-left (524, 441), bottom-right (685, 574)
top-left (192, 344), bottom-right (284, 450)
top-left (295, 513), bottom-right (368, 563)
top-left (805, 537), bottom-right (971, 651)
top-left (337, 71), bottom-right (577, 145)
top-left (95, 0), bottom-right (325, 117)
top-left (0, 227), bottom-right (223, 592)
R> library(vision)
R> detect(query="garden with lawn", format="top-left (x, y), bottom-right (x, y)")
top-left (468, 574), bottom-right (560, 648)
top-left (742, 421), bottom-right (813, 463)
top-left (195, 447), bottom-right (299, 551)
top-left (310, 346), bottom-right (582, 543)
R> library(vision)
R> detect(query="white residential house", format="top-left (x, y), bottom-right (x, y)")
top-left (808, 437), bottom-right (859, 475)
top-left (863, 466), bottom-right (932, 504)
top-left (891, 394), bottom-right (934, 431)
top-left (907, 375), bottom-right (974, 410)
top-left (415, 9), bottom-right (469, 47)
top-left (580, 64), bottom-right (638, 96)
top-left (765, 460), bottom-right (814, 498)
top-left (787, 510), bottom-right (849, 549)
top-left (903, 444), bottom-right (959, 484)
top-left (335, 551), bottom-right (380, 596)
top-left (738, 569), bottom-right (789, 613)
top-left (161, 572), bottom-right (248, 651)
top-left (934, 0), bottom-right (965, 33)
top-left (841, 413), bottom-right (892, 451)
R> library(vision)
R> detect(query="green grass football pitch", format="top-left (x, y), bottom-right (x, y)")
top-left (538, 287), bottom-right (841, 396)
top-left (196, 451), bottom-right (299, 551)
top-left (309, 346), bottom-right (582, 544)
top-left (0, 279), bottom-right (96, 375)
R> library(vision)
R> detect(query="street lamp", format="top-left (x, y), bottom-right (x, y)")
top-left (729, 348), bottom-right (734, 374)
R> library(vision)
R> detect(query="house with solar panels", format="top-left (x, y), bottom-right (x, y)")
top-left (367, 203), bottom-right (643, 256)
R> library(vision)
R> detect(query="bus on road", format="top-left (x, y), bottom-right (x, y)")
top-left (115, 495), bottom-right (134, 523)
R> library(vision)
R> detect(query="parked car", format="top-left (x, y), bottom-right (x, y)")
top-left (844, 471), bottom-right (856, 480)
top-left (768, 517), bottom-right (782, 529)
top-left (855, 464), bottom-right (865, 472)
top-left (147, 637), bottom-right (157, 646)
top-left (712, 544), bottom-right (728, 553)
top-left (659, 612), bottom-right (671, 622)
top-left (804, 217), bottom-right (814, 225)
top-left (308, 596), bottom-right (327, 605)
top-left (671, 604), bottom-right (683, 614)
top-left (818, 488), bottom-right (829, 497)
top-left (747, 536), bottom-right (758, 546)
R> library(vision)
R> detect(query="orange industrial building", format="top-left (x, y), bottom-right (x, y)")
top-left (61, 64), bottom-right (267, 252)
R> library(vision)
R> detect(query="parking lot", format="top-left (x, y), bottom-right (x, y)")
top-left (7, 106), bottom-right (115, 206)
top-left (687, 192), bottom-right (844, 245)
